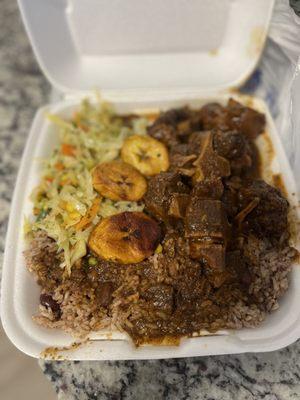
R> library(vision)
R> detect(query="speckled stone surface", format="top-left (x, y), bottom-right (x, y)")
top-left (40, 352), bottom-right (300, 400)
top-left (0, 1), bottom-right (50, 270)
top-left (1, 1), bottom-right (300, 400)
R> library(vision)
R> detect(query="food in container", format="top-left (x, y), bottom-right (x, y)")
top-left (23, 97), bottom-right (298, 347)
top-left (3, 0), bottom-right (300, 360)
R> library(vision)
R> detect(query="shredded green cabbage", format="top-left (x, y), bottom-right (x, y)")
top-left (27, 99), bottom-right (149, 274)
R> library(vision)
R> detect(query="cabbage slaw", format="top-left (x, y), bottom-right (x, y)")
top-left (25, 99), bottom-right (147, 274)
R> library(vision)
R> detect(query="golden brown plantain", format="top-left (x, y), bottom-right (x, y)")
top-left (92, 160), bottom-right (147, 201)
top-left (88, 211), bottom-right (161, 264)
top-left (121, 135), bottom-right (169, 176)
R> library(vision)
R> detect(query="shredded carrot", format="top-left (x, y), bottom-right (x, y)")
top-left (78, 122), bottom-right (89, 132)
top-left (55, 162), bottom-right (65, 171)
top-left (60, 178), bottom-right (71, 186)
top-left (75, 197), bottom-right (101, 231)
top-left (61, 143), bottom-right (76, 156)
top-left (45, 176), bottom-right (54, 183)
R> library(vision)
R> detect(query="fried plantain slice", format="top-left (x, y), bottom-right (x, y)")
top-left (92, 160), bottom-right (147, 201)
top-left (88, 211), bottom-right (161, 264)
top-left (121, 135), bottom-right (169, 176)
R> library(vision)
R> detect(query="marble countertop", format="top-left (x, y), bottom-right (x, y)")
top-left (39, 351), bottom-right (300, 400)
top-left (1, 1), bottom-right (300, 399)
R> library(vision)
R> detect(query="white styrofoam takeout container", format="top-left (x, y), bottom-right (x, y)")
top-left (2, 0), bottom-right (300, 360)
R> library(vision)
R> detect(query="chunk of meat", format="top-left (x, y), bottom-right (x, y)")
top-left (168, 193), bottom-right (190, 219)
top-left (177, 120), bottom-right (193, 139)
top-left (213, 129), bottom-right (254, 175)
top-left (226, 99), bottom-right (266, 139)
top-left (169, 143), bottom-right (197, 175)
top-left (185, 198), bottom-right (230, 242)
top-left (207, 271), bottom-right (229, 288)
top-left (191, 178), bottom-right (224, 200)
top-left (221, 187), bottom-right (239, 219)
top-left (190, 100), bottom-right (265, 140)
top-left (147, 123), bottom-right (179, 147)
top-left (189, 239), bottom-right (229, 288)
top-left (155, 107), bottom-right (192, 127)
top-left (143, 284), bottom-right (174, 312)
top-left (213, 130), bottom-right (247, 160)
top-left (221, 177), bottom-right (243, 219)
top-left (148, 107), bottom-right (199, 145)
top-left (189, 241), bottom-right (225, 269)
top-left (224, 176), bottom-right (243, 190)
top-left (238, 180), bottom-right (289, 239)
top-left (188, 131), bottom-right (206, 154)
top-left (230, 153), bottom-right (253, 176)
top-left (226, 250), bottom-right (252, 287)
top-left (193, 132), bottom-right (230, 183)
top-left (198, 103), bottom-right (227, 130)
top-left (144, 172), bottom-right (189, 221)
top-left (235, 197), bottom-right (260, 227)
top-left (169, 143), bottom-right (191, 158)
top-left (170, 153), bottom-right (197, 169)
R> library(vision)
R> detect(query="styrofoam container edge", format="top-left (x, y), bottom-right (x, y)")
top-left (1, 93), bottom-right (300, 360)
top-left (17, 0), bottom-right (275, 95)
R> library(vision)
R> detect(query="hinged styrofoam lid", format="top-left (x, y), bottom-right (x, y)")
top-left (18, 0), bottom-right (274, 95)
